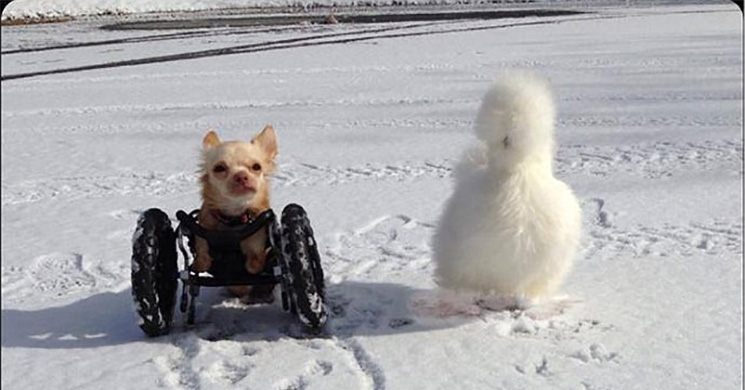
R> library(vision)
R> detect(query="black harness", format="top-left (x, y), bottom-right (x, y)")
top-left (212, 210), bottom-right (256, 228)
top-left (177, 209), bottom-right (274, 253)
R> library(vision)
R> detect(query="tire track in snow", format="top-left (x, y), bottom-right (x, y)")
top-left (3, 8), bottom-right (732, 81)
top-left (1, 24), bottom-right (310, 55)
top-left (0, 21), bottom-right (446, 81)
top-left (1, 14), bottom-right (604, 81)
top-left (1, 9), bottom-right (580, 56)
top-left (333, 338), bottom-right (386, 390)
top-left (154, 334), bottom-right (203, 390)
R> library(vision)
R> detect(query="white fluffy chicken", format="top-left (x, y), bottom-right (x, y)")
top-left (433, 72), bottom-right (581, 305)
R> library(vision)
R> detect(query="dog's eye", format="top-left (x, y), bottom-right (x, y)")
top-left (251, 163), bottom-right (262, 172)
top-left (213, 164), bottom-right (227, 173)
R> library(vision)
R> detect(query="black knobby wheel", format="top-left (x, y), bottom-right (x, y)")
top-left (280, 204), bottom-right (327, 329)
top-left (131, 208), bottom-right (178, 337)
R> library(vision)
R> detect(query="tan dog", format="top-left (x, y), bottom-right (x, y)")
top-left (193, 125), bottom-right (278, 296)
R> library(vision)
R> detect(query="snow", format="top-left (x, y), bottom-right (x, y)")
top-left (1, 2), bottom-right (743, 390)
top-left (0, 0), bottom-right (727, 20)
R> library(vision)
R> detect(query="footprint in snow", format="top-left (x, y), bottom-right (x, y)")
top-left (28, 253), bottom-right (97, 295)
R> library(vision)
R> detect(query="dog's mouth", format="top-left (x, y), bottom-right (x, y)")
top-left (229, 184), bottom-right (256, 196)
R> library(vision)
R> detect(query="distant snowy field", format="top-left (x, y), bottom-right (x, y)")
top-left (0, 0), bottom-right (727, 20)
top-left (1, 2), bottom-right (743, 390)
top-left (1, 0), bottom-right (597, 20)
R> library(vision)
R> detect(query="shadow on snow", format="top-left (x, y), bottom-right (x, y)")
top-left (1, 280), bottom-right (470, 349)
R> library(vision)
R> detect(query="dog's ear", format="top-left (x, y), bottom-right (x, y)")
top-left (251, 124), bottom-right (278, 161)
top-left (202, 130), bottom-right (221, 149)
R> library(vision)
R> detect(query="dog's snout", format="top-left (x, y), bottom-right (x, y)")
top-left (231, 171), bottom-right (257, 194)
top-left (233, 171), bottom-right (249, 184)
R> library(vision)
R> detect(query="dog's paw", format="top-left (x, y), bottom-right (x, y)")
top-left (245, 256), bottom-right (265, 274)
top-left (192, 253), bottom-right (214, 273)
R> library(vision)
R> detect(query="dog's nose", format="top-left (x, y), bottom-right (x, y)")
top-left (229, 171), bottom-right (256, 195)
top-left (233, 171), bottom-right (248, 183)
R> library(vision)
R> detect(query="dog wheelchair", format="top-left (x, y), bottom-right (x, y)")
top-left (131, 204), bottom-right (327, 337)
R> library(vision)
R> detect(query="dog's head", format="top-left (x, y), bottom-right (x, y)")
top-left (200, 125), bottom-right (278, 214)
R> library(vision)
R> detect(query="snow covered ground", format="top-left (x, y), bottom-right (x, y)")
top-left (1, 2), bottom-right (743, 390)
top-left (0, 0), bottom-right (724, 21)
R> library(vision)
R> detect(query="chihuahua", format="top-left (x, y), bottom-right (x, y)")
top-left (193, 125), bottom-right (278, 297)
